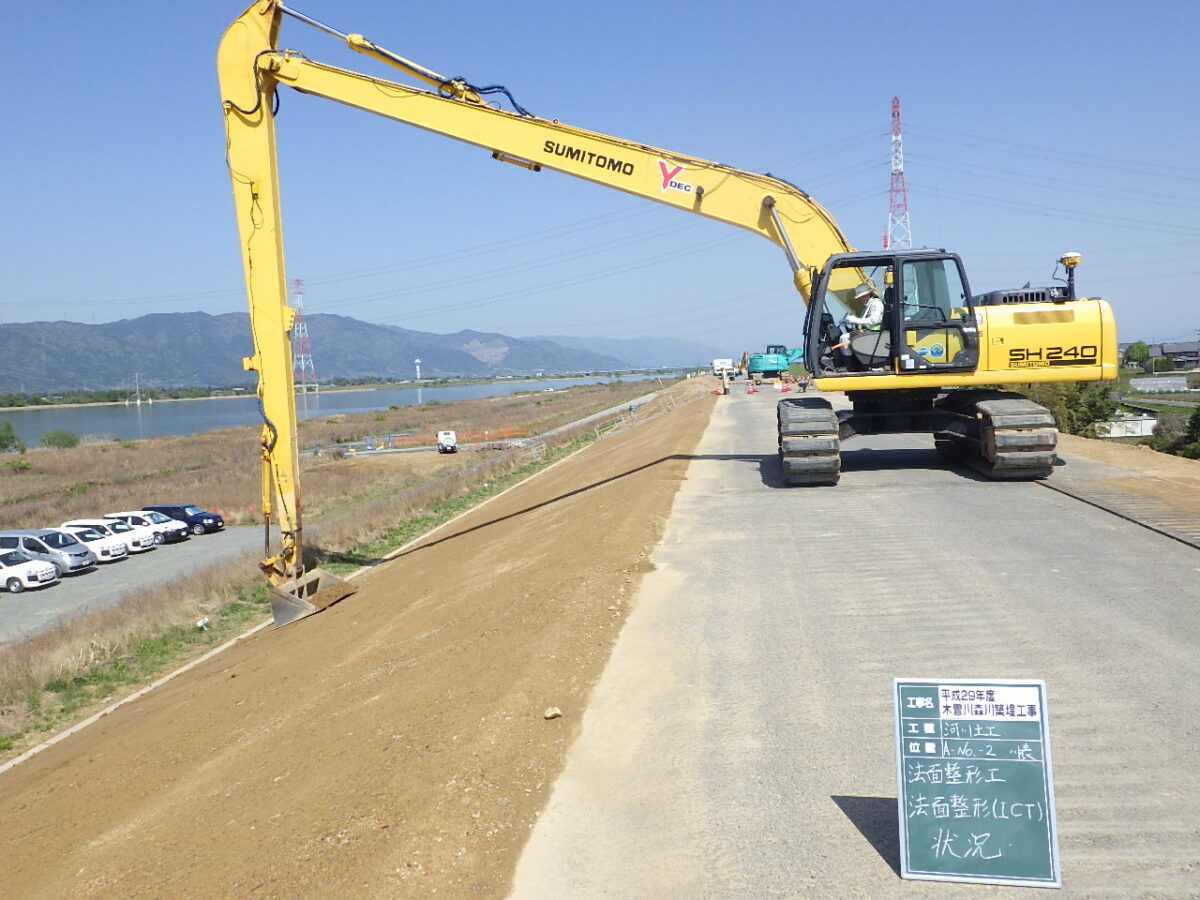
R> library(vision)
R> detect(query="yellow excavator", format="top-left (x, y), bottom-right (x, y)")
top-left (219, 1), bottom-right (1117, 623)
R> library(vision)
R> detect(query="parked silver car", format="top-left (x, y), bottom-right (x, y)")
top-left (0, 529), bottom-right (97, 577)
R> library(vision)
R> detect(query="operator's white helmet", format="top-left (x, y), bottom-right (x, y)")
top-left (854, 282), bottom-right (875, 300)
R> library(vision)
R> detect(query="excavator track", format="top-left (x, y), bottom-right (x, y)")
top-left (777, 398), bottom-right (841, 486)
top-left (935, 393), bottom-right (1058, 480)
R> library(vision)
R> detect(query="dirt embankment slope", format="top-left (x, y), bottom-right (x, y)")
top-left (0, 389), bottom-right (717, 899)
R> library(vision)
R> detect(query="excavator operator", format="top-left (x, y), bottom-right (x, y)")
top-left (837, 282), bottom-right (885, 357)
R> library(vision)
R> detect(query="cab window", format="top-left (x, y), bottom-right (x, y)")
top-left (900, 258), bottom-right (970, 325)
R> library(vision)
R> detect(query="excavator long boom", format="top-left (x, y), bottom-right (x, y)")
top-left (218, 1), bottom-right (854, 602)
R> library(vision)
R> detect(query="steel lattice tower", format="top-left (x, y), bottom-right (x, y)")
top-left (884, 96), bottom-right (912, 250)
top-left (291, 279), bottom-right (319, 395)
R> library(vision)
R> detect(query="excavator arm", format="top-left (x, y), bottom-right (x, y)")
top-left (218, 0), bottom-right (855, 608)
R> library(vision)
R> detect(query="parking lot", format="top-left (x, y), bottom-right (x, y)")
top-left (0, 526), bottom-right (262, 646)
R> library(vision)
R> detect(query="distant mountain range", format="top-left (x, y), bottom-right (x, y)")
top-left (527, 335), bottom-right (726, 369)
top-left (0, 312), bottom-right (720, 393)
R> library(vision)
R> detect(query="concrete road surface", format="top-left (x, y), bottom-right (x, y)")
top-left (511, 388), bottom-right (1200, 898)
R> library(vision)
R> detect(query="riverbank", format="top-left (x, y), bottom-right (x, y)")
top-left (0, 380), bottom-right (678, 530)
top-left (0, 372), bottom-right (685, 413)
top-left (0, 375), bottom-right (678, 446)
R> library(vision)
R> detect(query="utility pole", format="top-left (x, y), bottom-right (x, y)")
top-left (884, 96), bottom-right (912, 250)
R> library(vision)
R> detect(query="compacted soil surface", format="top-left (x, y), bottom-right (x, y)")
top-left (0, 388), bottom-right (716, 899)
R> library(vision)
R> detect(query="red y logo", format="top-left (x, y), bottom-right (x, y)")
top-left (658, 160), bottom-right (683, 192)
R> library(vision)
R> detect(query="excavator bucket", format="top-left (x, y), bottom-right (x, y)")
top-left (268, 567), bottom-right (358, 628)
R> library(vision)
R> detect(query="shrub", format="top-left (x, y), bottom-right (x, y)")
top-left (0, 421), bottom-right (23, 452)
top-left (4, 459), bottom-right (31, 473)
top-left (41, 429), bottom-right (80, 449)
top-left (1020, 382), bottom-right (1117, 437)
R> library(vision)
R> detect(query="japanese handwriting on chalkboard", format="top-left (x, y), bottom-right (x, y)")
top-left (896, 681), bottom-right (1059, 886)
top-left (943, 722), bottom-right (1001, 738)
top-left (931, 828), bottom-right (1003, 860)
top-left (906, 762), bottom-right (1005, 785)
top-left (909, 795), bottom-right (1046, 823)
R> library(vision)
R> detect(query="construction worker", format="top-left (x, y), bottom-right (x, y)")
top-left (838, 282), bottom-right (885, 356)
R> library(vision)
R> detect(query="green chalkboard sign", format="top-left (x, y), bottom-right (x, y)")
top-left (893, 679), bottom-right (1060, 888)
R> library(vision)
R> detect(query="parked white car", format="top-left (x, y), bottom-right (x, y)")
top-left (63, 518), bottom-right (156, 554)
top-left (59, 523), bottom-right (129, 564)
top-left (104, 510), bottom-right (189, 545)
top-left (0, 549), bottom-right (59, 593)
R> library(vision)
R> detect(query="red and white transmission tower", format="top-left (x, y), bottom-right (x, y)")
top-left (883, 96), bottom-right (912, 250)
top-left (291, 279), bottom-right (319, 395)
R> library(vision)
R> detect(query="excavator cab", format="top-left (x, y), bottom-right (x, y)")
top-left (805, 250), bottom-right (980, 379)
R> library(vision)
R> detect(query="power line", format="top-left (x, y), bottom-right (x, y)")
top-left (908, 180), bottom-right (1200, 237)
top-left (908, 152), bottom-right (1200, 209)
top-left (905, 122), bottom-right (1200, 181)
top-left (371, 233), bottom-right (753, 325)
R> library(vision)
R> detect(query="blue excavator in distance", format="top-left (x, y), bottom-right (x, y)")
top-left (747, 344), bottom-right (804, 383)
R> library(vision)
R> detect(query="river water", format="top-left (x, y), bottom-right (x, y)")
top-left (1, 376), bottom-right (668, 445)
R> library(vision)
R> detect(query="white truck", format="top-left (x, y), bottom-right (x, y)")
top-left (437, 430), bottom-right (458, 453)
top-left (711, 358), bottom-right (736, 379)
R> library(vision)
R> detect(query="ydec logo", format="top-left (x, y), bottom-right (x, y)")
top-left (658, 160), bottom-right (694, 193)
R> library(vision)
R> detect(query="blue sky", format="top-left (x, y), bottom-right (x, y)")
top-left (2, 0), bottom-right (1196, 359)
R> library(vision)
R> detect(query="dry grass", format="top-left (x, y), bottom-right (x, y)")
top-left (0, 380), bottom-right (666, 529)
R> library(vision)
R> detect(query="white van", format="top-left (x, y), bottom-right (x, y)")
top-left (59, 523), bottom-right (129, 564)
